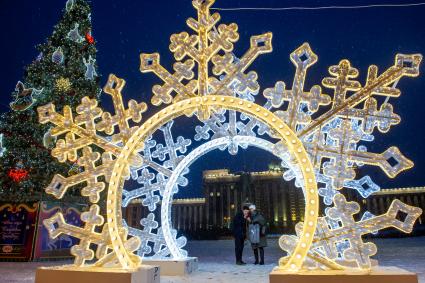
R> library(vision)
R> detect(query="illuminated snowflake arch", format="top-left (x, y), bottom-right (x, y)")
top-left (38, 0), bottom-right (423, 272)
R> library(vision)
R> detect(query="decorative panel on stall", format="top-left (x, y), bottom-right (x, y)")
top-left (33, 201), bottom-right (86, 259)
top-left (0, 202), bottom-right (38, 260)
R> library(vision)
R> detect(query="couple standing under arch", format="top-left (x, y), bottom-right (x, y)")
top-left (232, 204), bottom-right (268, 265)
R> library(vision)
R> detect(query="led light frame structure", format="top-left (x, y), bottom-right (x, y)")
top-left (38, 0), bottom-right (423, 274)
top-left (159, 135), bottom-right (299, 259)
top-left (108, 95), bottom-right (319, 269)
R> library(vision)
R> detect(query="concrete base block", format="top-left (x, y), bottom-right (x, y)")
top-left (35, 264), bottom-right (160, 283)
top-left (142, 257), bottom-right (198, 276)
top-left (269, 266), bottom-right (418, 283)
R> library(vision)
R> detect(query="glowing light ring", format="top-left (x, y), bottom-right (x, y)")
top-left (108, 95), bottom-right (319, 270)
top-left (161, 135), bottom-right (301, 259)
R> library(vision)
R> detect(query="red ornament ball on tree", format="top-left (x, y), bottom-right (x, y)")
top-left (85, 32), bottom-right (94, 44)
top-left (8, 168), bottom-right (29, 182)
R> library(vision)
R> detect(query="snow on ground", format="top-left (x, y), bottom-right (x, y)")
top-left (1, 237), bottom-right (424, 283)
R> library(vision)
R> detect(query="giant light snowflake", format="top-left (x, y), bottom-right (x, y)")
top-left (38, 0), bottom-right (422, 272)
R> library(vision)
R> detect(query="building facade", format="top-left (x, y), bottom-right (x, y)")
top-left (123, 198), bottom-right (206, 232)
top-left (124, 169), bottom-right (425, 237)
top-left (202, 169), bottom-right (305, 234)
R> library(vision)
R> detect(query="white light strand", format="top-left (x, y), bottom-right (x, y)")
top-left (211, 2), bottom-right (425, 11)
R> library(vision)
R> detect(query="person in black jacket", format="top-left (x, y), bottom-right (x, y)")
top-left (232, 205), bottom-right (250, 265)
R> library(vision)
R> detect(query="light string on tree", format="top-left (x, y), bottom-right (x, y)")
top-left (211, 2), bottom-right (425, 11)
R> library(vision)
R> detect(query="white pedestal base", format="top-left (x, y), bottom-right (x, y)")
top-left (142, 257), bottom-right (198, 276)
top-left (269, 266), bottom-right (418, 283)
top-left (35, 264), bottom-right (160, 283)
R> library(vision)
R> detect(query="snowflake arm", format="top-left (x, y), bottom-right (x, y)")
top-left (45, 150), bottom-right (114, 203)
top-left (37, 75), bottom-right (148, 268)
top-left (346, 146), bottom-right (414, 177)
top-left (43, 204), bottom-right (139, 267)
top-left (124, 121), bottom-right (190, 210)
top-left (139, 0), bottom-right (272, 120)
top-left (125, 214), bottom-right (187, 258)
top-left (96, 74), bottom-right (148, 144)
top-left (298, 53), bottom-right (422, 139)
top-left (280, 194), bottom-right (422, 269)
top-left (38, 76), bottom-right (146, 201)
top-left (263, 43), bottom-right (331, 130)
top-left (210, 33), bottom-right (272, 97)
top-left (44, 205), bottom-right (140, 267)
top-left (140, 53), bottom-right (197, 105)
top-left (304, 120), bottom-right (413, 188)
top-left (38, 101), bottom-right (119, 162)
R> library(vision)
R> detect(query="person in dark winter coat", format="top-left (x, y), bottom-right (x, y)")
top-left (231, 205), bottom-right (250, 265)
top-left (247, 204), bottom-right (267, 265)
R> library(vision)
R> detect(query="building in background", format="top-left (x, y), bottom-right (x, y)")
top-left (202, 168), bottom-right (305, 234)
top-left (124, 197), bottom-right (207, 238)
top-left (124, 169), bottom-right (425, 238)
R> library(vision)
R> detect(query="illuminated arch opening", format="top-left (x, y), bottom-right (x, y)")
top-left (108, 95), bottom-right (318, 270)
top-left (161, 135), bottom-right (304, 259)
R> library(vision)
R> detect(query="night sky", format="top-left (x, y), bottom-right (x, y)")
top-left (1, 0), bottom-right (425, 198)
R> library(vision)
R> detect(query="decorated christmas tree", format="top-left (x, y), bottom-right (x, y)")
top-left (0, 0), bottom-right (100, 202)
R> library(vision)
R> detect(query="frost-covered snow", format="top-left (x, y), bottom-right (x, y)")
top-left (1, 237), bottom-right (424, 283)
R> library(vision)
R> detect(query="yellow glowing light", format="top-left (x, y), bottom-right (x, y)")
top-left (107, 95), bottom-right (319, 270)
top-left (55, 77), bottom-right (72, 93)
top-left (139, 0), bottom-right (273, 120)
top-left (37, 0), bottom-right (423, 273)
top-left (37, 74), bottom-right (146, 268)
top-left (264, 43), bottom-right (421, 190)
top-left (298, 53), bottom-right (422, 139)
top-left (279, 194), bottom-right (422, 270)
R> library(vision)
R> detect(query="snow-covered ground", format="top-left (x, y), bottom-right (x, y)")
top-left (1, 237), bottom-right (424, 283)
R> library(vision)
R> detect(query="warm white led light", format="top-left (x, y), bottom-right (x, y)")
top-left (37, 0), bottom-right (422, 273)
top-left (157, 135), bottom-right (305, 259)
top-left (111, 95), bottom-right (318, 269)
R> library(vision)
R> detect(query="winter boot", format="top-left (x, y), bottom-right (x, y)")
top-left (259, 248), bottom-right (264, 265)
top-left (254, 248), bottom-right (259, 264)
